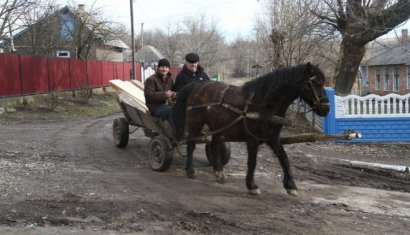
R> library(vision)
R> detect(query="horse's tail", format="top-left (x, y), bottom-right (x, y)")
top-left (171, 82), bottom-right (197, 140)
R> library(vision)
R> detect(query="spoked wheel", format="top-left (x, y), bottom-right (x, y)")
top-left (205, 142), bottom-right (231, 166)
top-left (148, 136), bottom-right (173, 172)
top-left (113, 117), bottom-right (129, 148)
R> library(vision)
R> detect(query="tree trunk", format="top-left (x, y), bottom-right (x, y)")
top-left (333, 37), bottom-right (366, 96)
top-left (280, 132), bottom-right (361, 145)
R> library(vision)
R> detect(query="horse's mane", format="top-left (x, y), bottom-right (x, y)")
top-left (241, 63), bottom-right (320, 115)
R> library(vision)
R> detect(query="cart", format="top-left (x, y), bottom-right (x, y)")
top-left (109, 79), bottom-right (231, 172)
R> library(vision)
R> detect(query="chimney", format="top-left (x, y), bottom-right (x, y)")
top-left (401, 29), bottom-right (408, 42)
top-left (78, 4), bottom-right (85, 11)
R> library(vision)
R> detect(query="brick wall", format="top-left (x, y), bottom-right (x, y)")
top-left (323, 88), bottom-right (410, 142)
top-left (334, 118), bottom-right (410, 142)
top-left (365, 65), bottom-right (410, 95)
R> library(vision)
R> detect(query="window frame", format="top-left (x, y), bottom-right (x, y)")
top-left (383, 67), bottom-right (390, 91)
top-left (407, 65), bottom-right (410, 89)
top-left (393, 66), bottom-right (399, 92)
top-left (375, 67), bottom-right (381, 90)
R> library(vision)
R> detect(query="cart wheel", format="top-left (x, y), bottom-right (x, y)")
top-left (205, 142), bottom-right (231, 166)
top-left (113, 117), bottom-right (129, 148)
top-left (148, 137), bottom-right (173, 172)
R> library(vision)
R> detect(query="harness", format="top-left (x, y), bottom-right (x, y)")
top-left (182, 82), bottom-right (293, 143)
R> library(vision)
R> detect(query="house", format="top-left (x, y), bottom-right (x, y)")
top-left (1, 4), bottom-right (129, 61)
top-left (360, 29), bottom-right (410, 95)
top-left (135, 45), bottom-right (165, 65)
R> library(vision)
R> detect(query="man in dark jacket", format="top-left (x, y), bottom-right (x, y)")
top-left (173, 53), bottom-right (210, 92)
top-left (144, 58), bottom-right (176, 119)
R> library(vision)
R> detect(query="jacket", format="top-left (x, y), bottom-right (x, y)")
top-left (144, 71), bottom-right (174, 115)
top-left (173, 64), bottom-right (210, 92)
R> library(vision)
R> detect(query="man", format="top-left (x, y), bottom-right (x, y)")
top-left (173, 53), bottom-right (210, 92)
top-left (144, 58), bottom-right (176, 120)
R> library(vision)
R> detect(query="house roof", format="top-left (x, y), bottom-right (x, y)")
top-left (362, 41), bottom-right (410, 66)
top-left (105, 39), bottom-right (130, 50)
top-left (1, 5), bottom-right (129, 50)
top-left (135, 45), bottom-right (164, 63)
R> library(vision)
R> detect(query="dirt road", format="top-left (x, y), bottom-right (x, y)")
top-left (0, 114), bottom-right (409, 234)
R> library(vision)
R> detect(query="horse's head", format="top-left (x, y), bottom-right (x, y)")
top-left (300, 63), bottom-right (330, 117)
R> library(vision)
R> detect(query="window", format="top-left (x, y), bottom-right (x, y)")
top-left (61, 13), bottom-right (74, 41)
top-left (360, 66), bottom-right (368, 88)
top-left (393, 67), bottom-right (399, 92)
top-left (376, 67), bottom-right (381, 90)
top-left (408, 66), bottom-right (410, 89)
top-left (384, 67), bottom-right (390, 91)
top-left (56, 50), bottom-right (70, 58)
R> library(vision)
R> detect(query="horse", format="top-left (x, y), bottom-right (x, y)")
top-left (171, 63), bottom-right (330, 196)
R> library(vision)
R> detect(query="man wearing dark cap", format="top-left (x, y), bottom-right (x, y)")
top-left (173, 52), bottom-right (210, 92)
top-left (144, 58), bottom-right (176, 119)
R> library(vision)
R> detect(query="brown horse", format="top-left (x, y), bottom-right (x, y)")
top-left (171, 63), bottom-right (330, 196)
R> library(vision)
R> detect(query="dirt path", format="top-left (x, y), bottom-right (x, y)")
top-left (0, 114), bottom-right (409, 234)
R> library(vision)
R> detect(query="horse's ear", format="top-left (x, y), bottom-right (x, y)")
top-left (306, 62), bottom-right (313, 72)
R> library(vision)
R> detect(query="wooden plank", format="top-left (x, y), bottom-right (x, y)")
top-left (130, 79), bottom-right (144, 90)
top-left (110, 79), bottom-right (148, 112)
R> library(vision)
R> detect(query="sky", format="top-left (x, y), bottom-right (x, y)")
top-left (57, 0), bottom-right (263, 42)
top-left (55, 0), bottom-right (409, 43)
top-left (380, 19), bottom-right (410, 41)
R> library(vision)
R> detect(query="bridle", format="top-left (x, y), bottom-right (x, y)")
top-left (303, 75), bottom-right (330, 111)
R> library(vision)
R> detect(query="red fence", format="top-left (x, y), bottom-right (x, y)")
top-left (0, 53), bottom-right (142, 98)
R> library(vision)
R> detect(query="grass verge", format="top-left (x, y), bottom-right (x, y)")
top-left (0, 93), bottom-right (121, 124)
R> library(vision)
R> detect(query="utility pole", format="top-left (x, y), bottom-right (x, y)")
top-left (140, 22), bottom-right (144, 47)
top-left (254, 28), bottom-right (260, 78)
top-left (130, 0), bottom-right (136, 80)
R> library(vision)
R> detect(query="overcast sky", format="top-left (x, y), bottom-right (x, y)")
top-left (56, 0), bottom-right (409, 43)
top-left (57, 0), bottom-right (263, 42)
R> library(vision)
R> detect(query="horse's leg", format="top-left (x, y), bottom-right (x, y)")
top-left (268, 142), bottom-right (298, 196)
top-left (246, 138), bottom-right (261, 195)
top-left (211, 138), bottom-right (226, 183)
top-left (185, 119), bottom-right (203, 178)
top-left (185, 140), bottom-right (196, 178)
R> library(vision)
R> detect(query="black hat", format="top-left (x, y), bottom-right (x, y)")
top-left (157, 58), bottom-right (170, 67)
top-left (185, 53), bottom-right (200, 63)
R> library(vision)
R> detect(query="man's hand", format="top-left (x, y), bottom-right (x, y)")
top-left (165, 90), bottom-right (176, 99)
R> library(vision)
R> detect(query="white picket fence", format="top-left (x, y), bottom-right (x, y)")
top-left (141, 66), bottom-right (155, 83)
top-left (335, 93), bottom-right (410, 118)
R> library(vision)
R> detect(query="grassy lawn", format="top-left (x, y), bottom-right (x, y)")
top-left (0, 93), bottom-right (121, 124)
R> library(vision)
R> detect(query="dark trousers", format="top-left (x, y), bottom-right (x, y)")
top-left (154, 104), bottom-right (172, 120)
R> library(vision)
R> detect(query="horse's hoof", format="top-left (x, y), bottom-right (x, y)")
top-left (215, 171), bottom-right (227, 183)
top-left (287, 189), bottom-right (298, 197)
top-left (186, 170), bottom-right (195, 179)
top-left (249, 188), bottom-right (261, 195)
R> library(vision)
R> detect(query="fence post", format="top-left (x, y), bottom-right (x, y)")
top-left (323, 88), bottom-right (336, 134)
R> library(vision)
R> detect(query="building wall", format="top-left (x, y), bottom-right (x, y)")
top-left (364, 65), bottom-right (409, 95)
top-left (7, 8), bottom-right (126, 62)
top-left (96, 48), bottom-right (124, 62)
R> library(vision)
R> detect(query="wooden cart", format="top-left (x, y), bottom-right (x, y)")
top-left (109, 79), bottom-right (231, 172)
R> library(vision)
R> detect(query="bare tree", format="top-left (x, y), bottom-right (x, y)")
top-left (64, 3), bottom-right (115, 59)
top-left (140, 23), bottom-right (184, 65)
top-left (138, 14), bottom-right (226, 75)
top-left (18, 0), bottom-right (61, 55)
top-left (181, 14), bottom-right (226, 75)
top-left (229, 36), bottom-right (255, 77)
top-left (311, 0), bottom-right (410, 95)
top-left (257, 0), bottom-right (337, 75)
top-left (162, 23), bottom-right (183, 65)
top-left (0, 0), bottom-right (35, 46)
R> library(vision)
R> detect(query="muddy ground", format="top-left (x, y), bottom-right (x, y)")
top-left (0, 109), bottom-right (409, 234)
